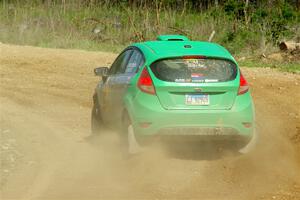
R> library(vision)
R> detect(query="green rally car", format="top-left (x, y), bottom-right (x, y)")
top-left (92, 35), bottom-right (256, 154)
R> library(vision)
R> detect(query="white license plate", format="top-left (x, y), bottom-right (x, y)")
top-left (185, 94), bottom-right (209, 105)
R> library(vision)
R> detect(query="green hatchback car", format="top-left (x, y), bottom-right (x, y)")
top-left (92, 35), bottom-right (256, 154)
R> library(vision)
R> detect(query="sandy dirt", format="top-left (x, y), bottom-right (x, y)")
top-left (0, 43), bottom-right (300, 200)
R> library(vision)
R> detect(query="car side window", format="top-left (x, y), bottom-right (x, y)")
top-left (124, 50), bottom-right (145, 74)
top-left (109, 49), bottom-right (132, 75)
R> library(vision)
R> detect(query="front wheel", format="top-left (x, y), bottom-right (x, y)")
top-left (91, 102), bottom-right (103, 135)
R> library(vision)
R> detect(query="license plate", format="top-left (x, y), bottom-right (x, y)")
top-left (185, 94), bottom-right (209, 105)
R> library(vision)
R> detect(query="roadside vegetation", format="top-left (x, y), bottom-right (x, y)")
top-left (239, 58), bottom-right (300, 73)
top-left (0, 0), bottom-right (299, 72)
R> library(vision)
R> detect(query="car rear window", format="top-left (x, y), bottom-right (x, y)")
top-left (150, 58), bottom-right (237, 83)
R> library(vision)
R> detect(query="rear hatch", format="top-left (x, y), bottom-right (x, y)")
top-left (149, 57), bottom-right (239, 110)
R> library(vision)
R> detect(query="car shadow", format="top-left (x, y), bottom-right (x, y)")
top-left (83, 134), bottom-right (242, 161)
top-left (161, 141), bottom-right (241, 160)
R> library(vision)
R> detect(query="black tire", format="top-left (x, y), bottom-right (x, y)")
top-left (91, 101), bottom-right (103, 135)
top-left (120, 113), bottom-right (141, 155)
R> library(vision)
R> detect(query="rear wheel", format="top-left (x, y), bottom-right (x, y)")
top-left (121, 114), bottom-right (141, 155)
top-left (91, 101), bottom-right (103, 135)
top-left (239, 129), bottom-right (258, 154)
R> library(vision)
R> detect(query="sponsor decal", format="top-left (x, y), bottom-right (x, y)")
top-left (205, 79), bottom-right (218, 82)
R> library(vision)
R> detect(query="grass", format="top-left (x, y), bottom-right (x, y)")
top-left (0, 1), bottom-right (299, 72)
top-left (239, 59), bottom-right (300, 74)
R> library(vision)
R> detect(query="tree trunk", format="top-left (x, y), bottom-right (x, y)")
top-left (244, 0), bottom-right (250, 27)
top-left (279, 41), bottom-right (300, 51)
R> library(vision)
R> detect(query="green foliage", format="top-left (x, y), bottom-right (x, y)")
top-left (253, 2), bottom-right (299, 45)
top-left (224, 0), bottom-right (245, 20)
top-left (0, 0), bottom-right (299, 57)
top-left (282, 2), bottom-right (296, 20)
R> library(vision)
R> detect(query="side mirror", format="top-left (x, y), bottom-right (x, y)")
top-left (94, 67), bottom-right (109, 76)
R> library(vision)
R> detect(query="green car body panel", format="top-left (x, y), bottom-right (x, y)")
top-left (95, 35), bottom-right (255, 145)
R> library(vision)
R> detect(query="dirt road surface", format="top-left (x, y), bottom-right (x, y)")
top-left (0, 43), bottom-right (300, 200)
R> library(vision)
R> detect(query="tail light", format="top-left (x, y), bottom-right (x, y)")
top-left (238, 71), bottom-right (249, 95)
top-left (137, 67), bottom-right (156, 95)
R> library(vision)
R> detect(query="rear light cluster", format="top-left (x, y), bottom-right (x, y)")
top-left (238, 71), bottom-right (249, 95)
top-left (137, 67), bottom-right (156, 95)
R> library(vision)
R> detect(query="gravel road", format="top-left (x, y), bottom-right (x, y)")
top-left (0, 44), bottom-right (300, 200)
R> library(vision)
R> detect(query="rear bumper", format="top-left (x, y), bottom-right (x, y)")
top-left (124, 90), bottom-right (255, 140)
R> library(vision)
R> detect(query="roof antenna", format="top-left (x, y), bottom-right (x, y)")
top-left (208, 30), bottom-right (216, 42)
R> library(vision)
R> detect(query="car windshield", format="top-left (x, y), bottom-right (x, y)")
top-left (150, 58), bottom-right (237, 83)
